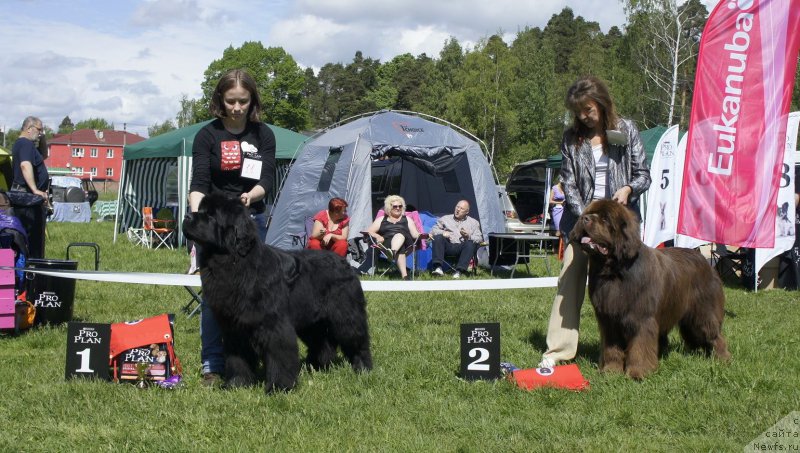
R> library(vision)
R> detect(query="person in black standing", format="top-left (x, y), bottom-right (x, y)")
top-left (10, 116), bottom-right (50, 258)
top-left (188, 69), bottom-right (276, 386)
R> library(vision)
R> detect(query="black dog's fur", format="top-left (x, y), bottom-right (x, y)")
top-left (571, 199), bottom-right (730, 379)
top-left (183, 192), bottom-right (372, 392)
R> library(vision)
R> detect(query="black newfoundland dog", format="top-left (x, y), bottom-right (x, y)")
top-left (183, 192), bottom-right (372, 392)
top-left (571, 199), bottom-right (730, 380)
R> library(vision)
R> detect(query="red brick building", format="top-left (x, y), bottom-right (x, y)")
top-left (48, 129), bottom-right (146, 182)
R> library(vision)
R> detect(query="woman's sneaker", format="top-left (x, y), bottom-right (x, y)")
top-left (537, 357), bottom-right (556, 369)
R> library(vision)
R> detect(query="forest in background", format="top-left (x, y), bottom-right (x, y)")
top-left (180, 3), bottom-right (800, 177)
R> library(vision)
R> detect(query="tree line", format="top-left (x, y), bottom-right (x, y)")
top-left (173, 3), bottom-right (800, 176)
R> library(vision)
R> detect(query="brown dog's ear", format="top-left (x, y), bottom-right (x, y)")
top-left (614, 204), bottom-right (641, 261)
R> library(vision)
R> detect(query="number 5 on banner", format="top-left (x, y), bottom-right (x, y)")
top-left (65, 322), bottom-right (111, 380)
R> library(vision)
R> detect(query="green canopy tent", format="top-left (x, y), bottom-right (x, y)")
top-left (115, 120), bottom-right (308, 246)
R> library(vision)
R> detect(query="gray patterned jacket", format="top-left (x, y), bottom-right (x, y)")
top-left (558, 117), bottom-right (651, 236)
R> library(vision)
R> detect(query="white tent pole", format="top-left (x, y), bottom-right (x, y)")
top-left (177, 138), bottom-right (188, 247)
top-left (112, 159), bottom-right (126, 243)
top-left (542, 168), bottom-right (552, 235)
top-left (754, 266), bottom-right (758, 293)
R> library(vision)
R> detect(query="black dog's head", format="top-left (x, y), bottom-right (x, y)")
top-left (183, 192), bottom-right (258, 257)
top-left (569, 199), bottom-right (642, 262)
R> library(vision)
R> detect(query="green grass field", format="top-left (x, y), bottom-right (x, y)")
top-left (0, 217), bottom-right (798, 452)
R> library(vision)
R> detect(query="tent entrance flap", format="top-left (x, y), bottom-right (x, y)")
top-left (395, 154), bottom-right (478, 221)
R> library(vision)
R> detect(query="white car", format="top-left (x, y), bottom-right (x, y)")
top-left (497, 185), bottom-right (546, 234)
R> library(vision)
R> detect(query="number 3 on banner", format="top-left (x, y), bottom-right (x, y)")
top-left (467, 348), bottom-right (490, 371)
top-left (75, 348), bottom-right (94, 373)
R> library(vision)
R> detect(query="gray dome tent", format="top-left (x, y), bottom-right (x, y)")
top-left (266, 110), bottom-right (504, 250)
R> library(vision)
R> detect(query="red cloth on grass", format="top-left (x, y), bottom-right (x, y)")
top-left (511, 364), bottom-right (589, 391)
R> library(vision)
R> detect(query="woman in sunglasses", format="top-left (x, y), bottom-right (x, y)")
top-left (358, 194), bottom-right (421, 280)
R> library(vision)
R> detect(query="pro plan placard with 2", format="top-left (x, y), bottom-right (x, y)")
top-left (460, 323), bottom-right (501, 380)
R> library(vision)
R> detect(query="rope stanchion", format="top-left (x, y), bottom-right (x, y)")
top-left (7, 267), bottom-right (558, 292)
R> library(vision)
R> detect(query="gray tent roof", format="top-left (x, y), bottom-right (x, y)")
top-left (266, 110), bottom-right (504, 250)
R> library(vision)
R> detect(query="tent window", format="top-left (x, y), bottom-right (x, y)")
top-left (165, 163), bottom-right (179, 207)
top-left (317, 147), bottom-right (343, 192)
top-left (441, 169), bottom-right (460, 193)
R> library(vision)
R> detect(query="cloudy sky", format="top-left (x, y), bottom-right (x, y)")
top-left (0, 0), bottom-right (720, 138)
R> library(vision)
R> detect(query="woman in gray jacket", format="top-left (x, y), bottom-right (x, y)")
top-left (539, 76), bottom-right (651, 368)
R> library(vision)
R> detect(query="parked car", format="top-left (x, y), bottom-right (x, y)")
top-left (497, 184), bottom-right (542, 234)
top-left (503, 158), bottom-right (561, 235)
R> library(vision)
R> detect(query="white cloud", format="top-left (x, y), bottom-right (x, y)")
top-left (0, 0), bottom-right (719, 137)
top-left (130, 0), bottom-right (202, 27)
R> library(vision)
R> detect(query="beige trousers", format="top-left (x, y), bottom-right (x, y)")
top-left (542, 241), bottom-right (588, 363)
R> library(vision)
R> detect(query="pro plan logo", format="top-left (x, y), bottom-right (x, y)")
top-left (660, 141), bottom-right (675, 158)
top-left (392, 121), bottom-right (424, 139)
top-left (35, 291), bottom-right (62, 308)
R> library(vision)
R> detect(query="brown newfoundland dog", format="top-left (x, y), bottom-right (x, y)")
top-left (571, 199), bottom-right (730, 379)
top-left (183, 192), bottom-right (372, 392)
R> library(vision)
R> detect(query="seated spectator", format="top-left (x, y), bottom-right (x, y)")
top-left (429, 200), bottom-right (482, 279)
top-left (307, 197), bottom-right (350, 257)
top-left (357, 195), bottom-right (421, 280)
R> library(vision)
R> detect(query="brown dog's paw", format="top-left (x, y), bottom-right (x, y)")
top-left (599, 359), bottom-right (625, 374)
top-left (599, 347), bottom-right (625, 374)
top-left (713, 338), bottom-right (732, 362)
top-left (625, 367), bottom-right (650, 381)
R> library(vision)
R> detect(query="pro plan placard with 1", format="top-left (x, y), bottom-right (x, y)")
top-left (65, 322), bottom-right (111, 380)
top-left (460, 323), bottom-right (501, 380)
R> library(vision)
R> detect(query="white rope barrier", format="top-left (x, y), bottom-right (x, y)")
top-left (10, 267), bottom-right (558, 292)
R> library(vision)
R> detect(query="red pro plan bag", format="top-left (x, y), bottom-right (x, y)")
top-left (108, 314), bottom-right (182, 383)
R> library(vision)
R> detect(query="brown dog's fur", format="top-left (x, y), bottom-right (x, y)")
top-left (571, 199), bottom-right (731, 379)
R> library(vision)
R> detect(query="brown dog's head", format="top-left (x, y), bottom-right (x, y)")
top-left (182, 192), bottom-right (258, 257)
top-left (569, 199), bottom-right (641, 261)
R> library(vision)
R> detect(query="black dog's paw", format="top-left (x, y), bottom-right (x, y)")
top-left (224, 375), bottom-right (256, 389)
top-left (265, 380), bottom-right (296, 394)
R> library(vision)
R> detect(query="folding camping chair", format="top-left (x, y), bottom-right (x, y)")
top-left (710, 243), bottom-right (749, 283)
top-left (356, 209), bottom-right (428, 279)
top-left (287, 216), bottom-right (315, 248)
top-left (438, 240), bottom-right (488, 276)
top-left (127, 225), bottom-right (148, 247)
top-left (142, 206), bottom-right (176, 250)
top-left (359, 231), bottom-right (428, 279)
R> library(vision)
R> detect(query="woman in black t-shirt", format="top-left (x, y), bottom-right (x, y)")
top-left (188, 69), bottom-right (276, 386)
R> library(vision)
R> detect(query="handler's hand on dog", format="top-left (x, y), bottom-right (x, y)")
top-left (240, 193), bottom-right (251, 207)
top-left (612, 186), bottom-right (632, 205)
